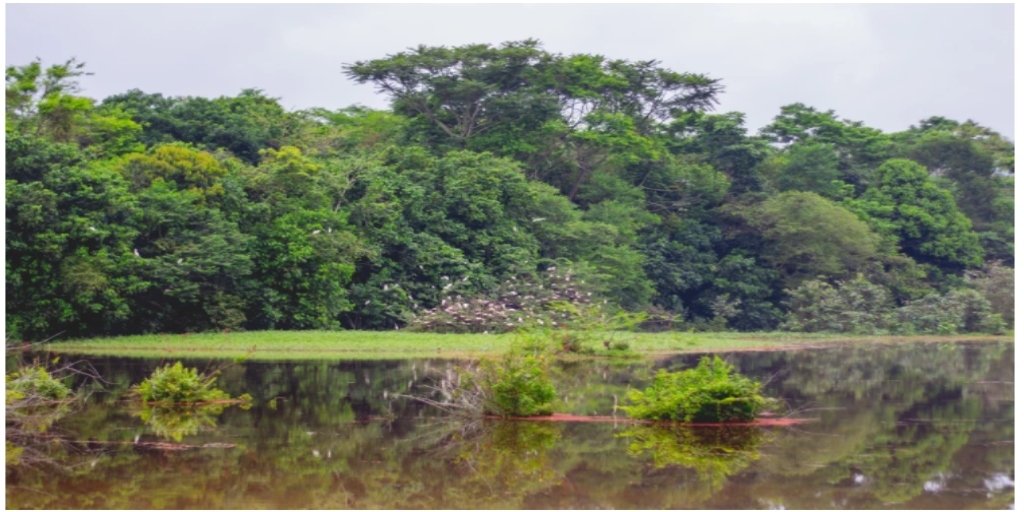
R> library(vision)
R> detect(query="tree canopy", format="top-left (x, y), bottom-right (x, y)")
top-left (5, 45), bottom-right (1013, 339)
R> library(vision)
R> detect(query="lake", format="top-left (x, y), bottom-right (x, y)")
top-left (5, 341), bottom-right (1014, 509)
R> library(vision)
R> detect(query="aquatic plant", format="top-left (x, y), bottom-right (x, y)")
top-left (6, 366), bottom-right (72, 404)
top-left (130, 361), bottom-right (247, 403)
top-left (622, 356), bottom-right (769, 423)
top-left (412, 354), bottom-right (557, 417)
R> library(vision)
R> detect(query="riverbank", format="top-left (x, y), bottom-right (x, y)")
top-left (39, 330), bottom-right (1013, 360)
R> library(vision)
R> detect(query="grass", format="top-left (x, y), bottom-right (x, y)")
top-left (41, 330), bottom-right (1013, 361)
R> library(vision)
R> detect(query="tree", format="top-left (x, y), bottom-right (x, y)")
top-left (843, 159), bottom-right (983, 272)
top-left (768, 142), bottom-right (841, 195)
top-left (6, 133), bottom-right (143, 339)
top-left (724, 191), bottom-right (880, 286)
top-left (344, 40), bottom-right (560, 147)
top-left (102, 89), bottom-right (299, 164)
top-left (667, 111), bottom-right (770, 194)
top-left (760, 103), bottom-right (894, 187)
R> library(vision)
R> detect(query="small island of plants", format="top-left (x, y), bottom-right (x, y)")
top-left (129, 361), bottom-right (251, 405)
top-left (622, 356), bottom-right (771, 423)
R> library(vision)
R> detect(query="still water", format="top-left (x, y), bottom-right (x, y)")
top-left (6, 342), bottom-right (1014, 509)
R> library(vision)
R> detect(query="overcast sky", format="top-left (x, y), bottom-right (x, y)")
top-left (6, 3), bottom-right (1015, 138)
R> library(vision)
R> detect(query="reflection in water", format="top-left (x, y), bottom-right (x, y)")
top-left (620, 425), bottom-right (764, 488)
top-left (133, 404), bottom-right (229, 442)
top-left (4, 341), bottom-right (1015, 509)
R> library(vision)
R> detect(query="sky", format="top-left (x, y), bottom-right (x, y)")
top-left (6, 3), bottom-right (1015, 138)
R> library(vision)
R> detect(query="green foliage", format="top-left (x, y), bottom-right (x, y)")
top-left (4, 50), bottom-right (1014, 338)
top-left (783, 276), bottom-right (1004, 335)
top-left (781, 276), bottom-right (895, 334)
top-left (622, 356), bottom-right (769, 423)
top-left (470, 355), bottom-right (557, 417)
top-left (769, 142), bottom-right (842, 195)
top-left (893, 289), bottom-right (1004, 335)
top-left (760, 103), bottom-right (894, 186)
top-left (966, 262), bottom-right (1014, 328)
top-left (129, 361), bottom-right (236, 403)
top-left (6, 366), bottom-right (72, 402)
top-left (725, 191), bottom-right (880, 285)
top-left (843, 158), bottom-right (983, 271)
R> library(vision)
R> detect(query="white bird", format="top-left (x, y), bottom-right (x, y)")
top-left (327, 227), bottom-right (332, 233)
top-left (133, 249), bottom-right (140, 257)
top-left (312, 230), bottom-right (321, 235)
top-left (134, 434), bottom-right (140, 444)
top-left (364, 300), bottom-right (371, 306)
top-left (512, 226), bottom-right (518, 232)
top-left (177, 258), bottom-right (183, 264)
top-left (312, 449), bottom-right (321, 458)
top-left (532, 217), bottom-right (546, 222)
top-left (383, 284), bottom-right (389, 291)
top-left (88, 226), bottom-right (97, 231)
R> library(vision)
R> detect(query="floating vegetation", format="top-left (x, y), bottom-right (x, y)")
top-left (129, 361), bottom-right (251, 404)
top-left (622, 356), bottom-right (772, 423)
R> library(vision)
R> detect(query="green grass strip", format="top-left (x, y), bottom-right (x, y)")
top-left (40, 330), bottom-right (1013, 361)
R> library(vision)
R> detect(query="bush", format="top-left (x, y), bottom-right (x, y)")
top-left (622, 356), bottom-right (769, 423)
top-left (781, 276), bottom-right (894, 334)
top-left (130, 362), bottom-right (240, 403)
top-left (6, 366), bottom-right (72, 403)
top-left (893, 288), bottom-right (1004, 335)
top-left (473, 355), bottom-right (557, 417)
top-left (966, 262), bottom-right (1014, 329)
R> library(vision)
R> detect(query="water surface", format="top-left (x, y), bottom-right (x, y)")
top-left (6, 341), bottom-right (1014, 509)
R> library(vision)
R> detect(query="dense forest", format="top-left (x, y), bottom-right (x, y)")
top-left (5, 40), bottom-right (1014, 340)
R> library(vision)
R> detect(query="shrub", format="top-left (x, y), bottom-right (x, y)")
top-left (622, 356), bottom-right (769, 423)
top-left (966, 262), bottom-right (1014, 329)
top-left (456, 355), bottom-right (558, 417)
top-left (893, 288), bottom-right (1004, 335)
top-left (781, 276), bottom-right (894, 334)
top-left (509, 305), bottom-right (645, 357)
top-left (130, 362), bottom-right (241, 403)
top-left (6, 366), bottom-right (72, 403)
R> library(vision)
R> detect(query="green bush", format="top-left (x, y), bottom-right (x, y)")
top-left (893, 288), bottom-right (1005, 335)
top-left (6, 366), bottom-right (72, 403)
top-left (130, 362), bottom-right (238, 403)
top-left (781, 275), bottom-right (1007, 335)
top-left (781, 276), bottom-right (894, 334)
top-left (473, 355), bottom-right (557, 417)
top-left (622, 356), bottom-right (769, 423)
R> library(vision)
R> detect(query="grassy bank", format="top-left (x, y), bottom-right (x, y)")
top-left (40, 330), bottom-right (1013, 360)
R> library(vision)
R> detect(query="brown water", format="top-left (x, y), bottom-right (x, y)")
top-left (5, 341), bottom-right (1014, 509)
